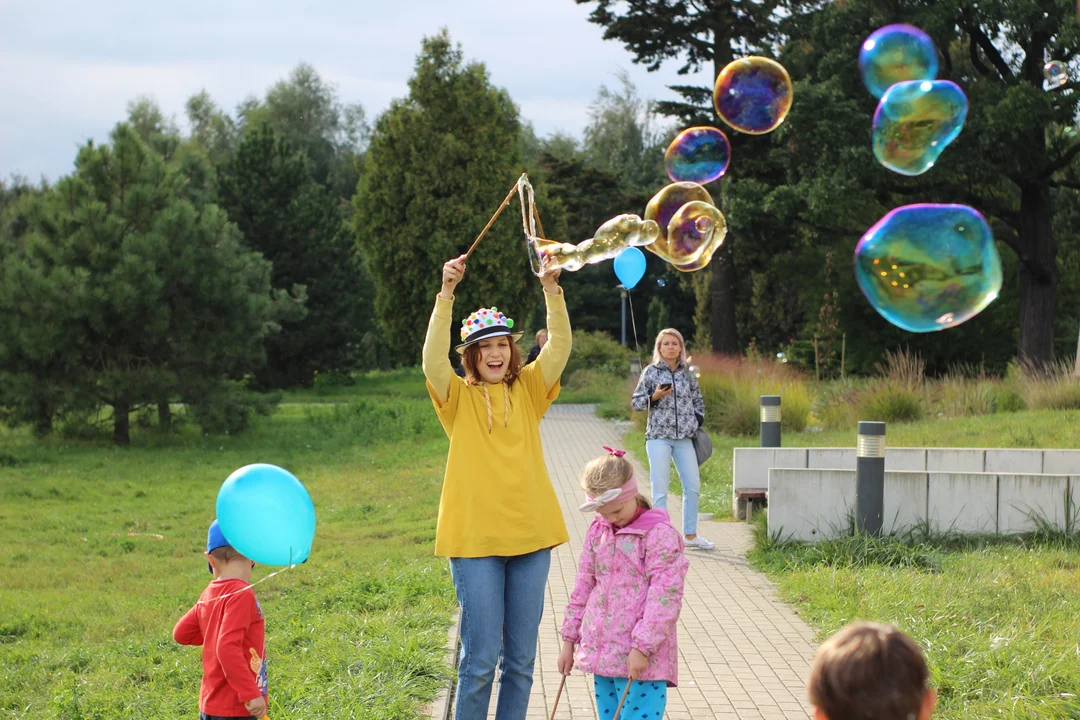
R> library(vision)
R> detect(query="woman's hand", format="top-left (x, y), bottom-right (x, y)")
top-left (557, 639), bottom-right (575, 675)
top-left (650, 385), bottom-right (673, 403)
top-left (627, 648), bottom-right (649, 680)
top-left (540, 267), bottom-right (561, 294)
top-left (440, 255), bottom-right (467, 300)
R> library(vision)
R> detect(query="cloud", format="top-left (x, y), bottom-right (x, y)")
top-left (0, 0), bottom-right (712, 180)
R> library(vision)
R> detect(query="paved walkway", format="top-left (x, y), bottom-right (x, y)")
top-left (491, 405), bottom-right (818, 720)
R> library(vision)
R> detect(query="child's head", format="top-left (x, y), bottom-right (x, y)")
top-left (808, 621), bottom-right (935, 720)
top-left (205, 520), bottom-right (252, 577)
top-left (579, 447), bottom-right (650, 527)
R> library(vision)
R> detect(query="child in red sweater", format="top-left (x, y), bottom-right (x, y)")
top-left (174, 521), bottom-right (268, 719)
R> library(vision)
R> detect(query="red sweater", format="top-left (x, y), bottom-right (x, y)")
top-left (174, 578), bottom-right (267, 717)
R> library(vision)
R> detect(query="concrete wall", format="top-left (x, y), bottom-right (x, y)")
top-left (766, 468), bottom-right (1075, 542)
top-left (735, 447), bottom-right (1080, 516)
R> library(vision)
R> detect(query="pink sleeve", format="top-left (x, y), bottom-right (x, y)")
top-left (631, 524), bottom-right (688, 657)
top-left (560, 522), bottom-right (599, 643)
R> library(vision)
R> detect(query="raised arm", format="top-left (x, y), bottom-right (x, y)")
top-left (422, 256), bottom-right (465, 405)
top-left (536, 272), bottom-right (571, 392)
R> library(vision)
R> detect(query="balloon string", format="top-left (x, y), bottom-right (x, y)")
top-left (196, 564), bottom-right (297, 605)
top-left (627, 289), bottom-right (641, 357)
top-left (197, 549), bottom-right (297, 605)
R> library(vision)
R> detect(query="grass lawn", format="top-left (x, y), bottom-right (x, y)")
top-left (0, 373), bottom-right (456, 719)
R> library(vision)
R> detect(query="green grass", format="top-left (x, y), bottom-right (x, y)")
top-left (750, 519), bottom-right (1080, 719)
top-left (0, 370), bottom-right (456, 719)
top-left (623, 408), bottom-right (1080, 518)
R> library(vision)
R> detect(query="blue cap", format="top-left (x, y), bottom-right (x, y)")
top-left (206, 520), bottom-right (230, 574)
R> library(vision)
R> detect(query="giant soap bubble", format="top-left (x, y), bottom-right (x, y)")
top-left (872, 80), bottom-right (968, 176)
top-left (859, 24), bottom-right (939, 98)
top-left (713, 56), bottom-right (793, 135)
top-left (854, 204), bottom-right (1002, 332)
top-left (529, 214), bottom-right (659, 273)
top-left (667, 201), bottom-right (727, 266)
top-left (643, 182), bottom-right (714, 262)
top-left (664, 126), bottom-right (732, 184)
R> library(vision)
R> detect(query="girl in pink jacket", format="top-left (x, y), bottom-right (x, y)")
top-left (558, 447), bottom-right (689, 720)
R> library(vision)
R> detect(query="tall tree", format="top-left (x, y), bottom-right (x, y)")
top-left (0, 124), bottom-right (299, 444)
top-left (239, 64), bottom-right (368, 199)
top-left (218, 124), bottom-right (370, 388)
top-left (577, 0), bottom-right (784, 355)
top-left (756, 0), bottom-right (1080, 368)
top-left (355, 30), bottom-right (538, 362)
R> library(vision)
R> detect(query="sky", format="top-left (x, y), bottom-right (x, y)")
top-left (0, 0), bottom-right (711, 182)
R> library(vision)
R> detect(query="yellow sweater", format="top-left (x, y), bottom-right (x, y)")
top-left (422, 289), bottom-right (572, 558)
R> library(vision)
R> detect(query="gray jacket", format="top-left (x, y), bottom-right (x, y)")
top-left (631, 362), bottom-right (705, 440)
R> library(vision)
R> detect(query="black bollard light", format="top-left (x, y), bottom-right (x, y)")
top-left (855, 421), bottom-right (886, 536)
top-left (760, 395), bottom-right (781, 447)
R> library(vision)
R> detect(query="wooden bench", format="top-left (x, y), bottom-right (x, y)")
top-left (735, 488), bottom-right (767, 522)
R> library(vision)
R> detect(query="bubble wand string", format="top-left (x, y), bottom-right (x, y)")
top-left (464, 176), bottom-right (526, 261)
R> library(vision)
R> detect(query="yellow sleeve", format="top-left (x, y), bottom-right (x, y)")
top-left (536, 288), bottom-right (572, 393)
top-left (422, 294), bottom-right (455, 405)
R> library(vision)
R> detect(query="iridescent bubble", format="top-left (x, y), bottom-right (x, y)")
top-left (644, 182), bottom-right (713, 257)
top-left (667, 201), bottom-right (727, 266)
top-left (1044, 60), bottom-right (1068, 89)
top-left (657, 278), bottom-right (667, 287)
top-left (664, 126), bottom-right (732, 184)
top-left (713, 56), bottom-right (793, 135)
top-left (859, 24), bottom-right (939, 98)
top-left (872, 80), bottom-right (968, 176)
top-left (529, 214), bottom-right (659, 272)
top-left (854, 204), bottom-right (1002, 333)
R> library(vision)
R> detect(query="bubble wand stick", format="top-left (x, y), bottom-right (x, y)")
top-left (464, 175), bottom-right (527, 261)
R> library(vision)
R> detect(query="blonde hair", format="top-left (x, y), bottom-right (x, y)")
top-left (535, 329), bottom-right (548, 344)
top-left (807, 622), bottom-right (929, 720)
top-left (580, 454), bottom-right (651, 509)
top-left (651, 328), bottom-right (688, 366)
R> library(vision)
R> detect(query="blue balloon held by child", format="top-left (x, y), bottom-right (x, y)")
top-left (216, 464), bottom-right (316, 566)
top-left (614, 246), bottom-right (647, 290)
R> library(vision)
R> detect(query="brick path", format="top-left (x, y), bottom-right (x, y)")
top-left (487, 405), bottom-right (818, 720)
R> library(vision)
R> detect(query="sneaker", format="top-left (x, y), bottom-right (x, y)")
top-left (685, 536), bottom-right (715, 551)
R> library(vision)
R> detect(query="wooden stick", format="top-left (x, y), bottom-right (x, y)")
top-left (464, 179), bottom-right (521, 260)
top-left (548, 674), bottom-right (567, 720)
top-left (533, 203), bottom-right (547, 240)
top-left (611, 679), bottom-right (634, 720)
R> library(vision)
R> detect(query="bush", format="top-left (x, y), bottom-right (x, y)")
top-left (695, 355), bottom-right (813, 436)
top-left (1011, 358), bottom-right (1080, 410)
top-left (863, 381), bottom-right (925, 423)
top-left (187, 381), bottom-right (279, 435)
top-left (562, 330), bottom-right (635, 378)
top-left (935, 365), bottom-right (1001, 417)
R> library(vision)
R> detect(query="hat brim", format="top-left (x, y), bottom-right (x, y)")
top-left (455, 327), bottom-right (524, 353)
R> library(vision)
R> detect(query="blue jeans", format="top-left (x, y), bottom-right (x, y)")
top-left (645, 437), bottom-right (701, 536)
top-left (449, 549), bottom-right (551, 720)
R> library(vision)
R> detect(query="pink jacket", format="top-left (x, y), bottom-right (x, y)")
top-left (560, 508), bottom-right (689, 686)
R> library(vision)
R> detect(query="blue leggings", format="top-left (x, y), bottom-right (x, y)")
top-left (594, 675), bottom-right (667, 720)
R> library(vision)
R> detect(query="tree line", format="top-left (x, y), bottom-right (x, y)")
top-left (3, 0), bottom-right (1079, 445)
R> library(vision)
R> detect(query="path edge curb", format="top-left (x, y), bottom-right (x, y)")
top-left (427, 610), bottom-right (460, 720)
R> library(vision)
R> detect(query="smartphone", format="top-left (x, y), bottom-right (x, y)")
top-left (659, 383), bottom-right (673, 390)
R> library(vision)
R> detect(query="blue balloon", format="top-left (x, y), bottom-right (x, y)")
top-left (216, 464), bottom-right (315, 566)
top-left (614, 247), bottom-right (647, 290)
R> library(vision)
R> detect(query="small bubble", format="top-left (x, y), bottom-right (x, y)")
top-left (657, 278), bottom-right (667, 287)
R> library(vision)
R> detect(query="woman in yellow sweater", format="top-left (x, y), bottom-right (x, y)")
top-left (422, 254), bottom-right (572, 719)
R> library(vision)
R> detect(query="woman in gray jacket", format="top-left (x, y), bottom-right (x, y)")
top-left (631, 328), bottom-right (714, 550)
